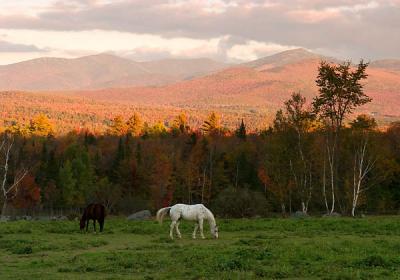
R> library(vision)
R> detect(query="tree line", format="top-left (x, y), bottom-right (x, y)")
top-left (1, 60), bottom-right (400, 219)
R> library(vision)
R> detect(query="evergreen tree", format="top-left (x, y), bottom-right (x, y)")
top-left (110, 138), bottom-right (126, 183)
top-left (235, 119), bottom-right (247, 140)
top-left (58, 160), bottom-right (77, 207)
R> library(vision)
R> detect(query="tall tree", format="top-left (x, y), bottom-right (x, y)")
top-left (0, 134), bottom-right (28, 220)
top-left (12, 174), bottom-right (41, 213)
top-left (313, 60), bottom-right (370, 214)
top-left (126, 113), bottom-right (143, 137)
top-left (172, 113), bottom-right (190, 135)
top-left (283, 92), bottom-right (314, 213)
top-left (107, 115), bottom-right (127, 136)
top-left (202, 112), bottom-right (221, 135)
top-left (29, 114), bottom-right (55, 137)
top-left (235, 119), bottom-right (247, 140)
top-left (350, 114), bottom-right (377, 131)
top-left (58, 160), bottom-right (77, 208)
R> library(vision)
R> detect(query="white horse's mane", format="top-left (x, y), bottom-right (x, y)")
top-left (203, 206), bottom-right (216, 227)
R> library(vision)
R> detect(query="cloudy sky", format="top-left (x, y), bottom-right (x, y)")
top-left (0, 0), bottom-right (399, 64)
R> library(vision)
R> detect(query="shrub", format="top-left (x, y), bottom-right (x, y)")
top-left (212, 187), bottom-right (269, 217)
top-left (358, 255), bottom-right (390, 267)
top-left (12, 246), bottom-right (33, 255)
top-left (67, 213), bottom-right (80, 221)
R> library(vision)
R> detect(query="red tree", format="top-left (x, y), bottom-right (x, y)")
top-left (12, 175), bottom-right (41, 210)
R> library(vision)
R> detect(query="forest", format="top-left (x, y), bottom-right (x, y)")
top-left (1, 60), bottom-right (400, 218)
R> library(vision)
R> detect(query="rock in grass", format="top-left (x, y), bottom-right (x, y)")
top-left (127, 210), bottom-right (152, 221)
top-left (322, 212), bottom-right (342, 217)
top-left (0, 216), bottom-right (11, 222)
top-left (50, 215), bottom-right (68, 221)
top-left (291, 211), bottom-right (309, 218)
top-left (34, 216), bottom-right (51, 221)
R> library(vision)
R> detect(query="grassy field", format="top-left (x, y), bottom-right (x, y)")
top-left (1, 217), bottom-right (400, 279)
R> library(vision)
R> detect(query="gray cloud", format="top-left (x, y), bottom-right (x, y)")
top-left (0, 0), bottom-right (399, 60)
top-left (0, 40), bottom-right (44, 53)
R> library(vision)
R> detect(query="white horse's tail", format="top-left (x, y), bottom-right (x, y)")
top-left (156, 207), bottom-right (171, 224)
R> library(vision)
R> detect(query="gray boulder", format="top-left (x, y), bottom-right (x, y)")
top-left (322, 212), bottom-right (342, 217)
top-left (50, 215), bottom-right (68, 221)
top-left (0, 216), bottom-right (11, 222)
top-left (291, 211), bottom-right (309, 218)
top-left (21, 215), bottom-right (32, 221)
top-left (127, 210), bottom-right (152, 221)
top-left (34, 216), bottom-right (51, 221)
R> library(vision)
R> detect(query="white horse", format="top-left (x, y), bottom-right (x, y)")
top-left (156, 204), bottom-right (219, 240)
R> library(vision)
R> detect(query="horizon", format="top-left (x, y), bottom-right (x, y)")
top-left (1, 1), bottom-right (400, 65)
top-left (0, 47), bottom-right (317, 66)
top-left (0, 47), bottom-right (396, 67)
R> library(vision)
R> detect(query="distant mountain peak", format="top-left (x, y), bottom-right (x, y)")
top-left (242, 48), bottom-right (324, 70)
top-left (278, 48), bottom-right (314, 55)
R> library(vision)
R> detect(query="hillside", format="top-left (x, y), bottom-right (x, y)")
top-left (1, 49), bottom-right (400, 133)
top-left (62, 57), bottom-right (400, 118)
top-left (370, 59), bottom-right (400, 72)
top-left (141, 58), bottom-right (231, 80)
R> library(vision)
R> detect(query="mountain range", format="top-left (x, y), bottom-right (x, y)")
top-left (1, 48), bottom-right (400, 132)
top-left (0, 54), bottom-right (229, 90)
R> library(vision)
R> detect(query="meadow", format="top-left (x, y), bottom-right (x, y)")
top-left (1, 217), bottom-right (400, 279)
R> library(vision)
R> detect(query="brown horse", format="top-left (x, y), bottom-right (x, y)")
top-left (80, 203), bottom-right (106, 233)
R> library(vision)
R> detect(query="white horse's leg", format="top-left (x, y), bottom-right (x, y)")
top-left (170, 221), bottom-right (176, 239)
top-left (199, 219), bottom-right (205, 239)
top-left (192, 222), bottom-right (199, 239)
top-left (175, 221), bottom-right (182, 239)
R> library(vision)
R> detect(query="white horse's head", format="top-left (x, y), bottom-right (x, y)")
top-left (211, 225), bottom-right (219, 239)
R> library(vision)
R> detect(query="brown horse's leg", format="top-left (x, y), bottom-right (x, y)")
top-left (99, 219), bottom-right (104, 232)
top-left (86, 219), bottom-right (89, 232)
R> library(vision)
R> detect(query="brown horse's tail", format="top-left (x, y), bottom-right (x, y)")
top-left (156, 207), bottom-right (171, 224)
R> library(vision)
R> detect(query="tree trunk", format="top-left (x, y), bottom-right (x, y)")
top-left (301, 201), bottom-right (306, 213)
top-left (322, 158), bottom-right (329, 214)
top-left (208, 147), bottom-right (213, 202)
top-left (351, 201), bottom-right (356, 217)
top-left (328, 145), bottom-right (335, 214)
top-left (0, 200), bottom-right (8, 221)
top-left (281, 203), bottom-right (286, 216)
top-left (201, 169), bottom-right (206, 203)
top-left (264, 183), bottom-right (267, 198)
top-left (235, 163), bottom-right (239, 188)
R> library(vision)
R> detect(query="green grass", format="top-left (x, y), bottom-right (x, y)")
top-left (1, 217), bottom-right (400, 279)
